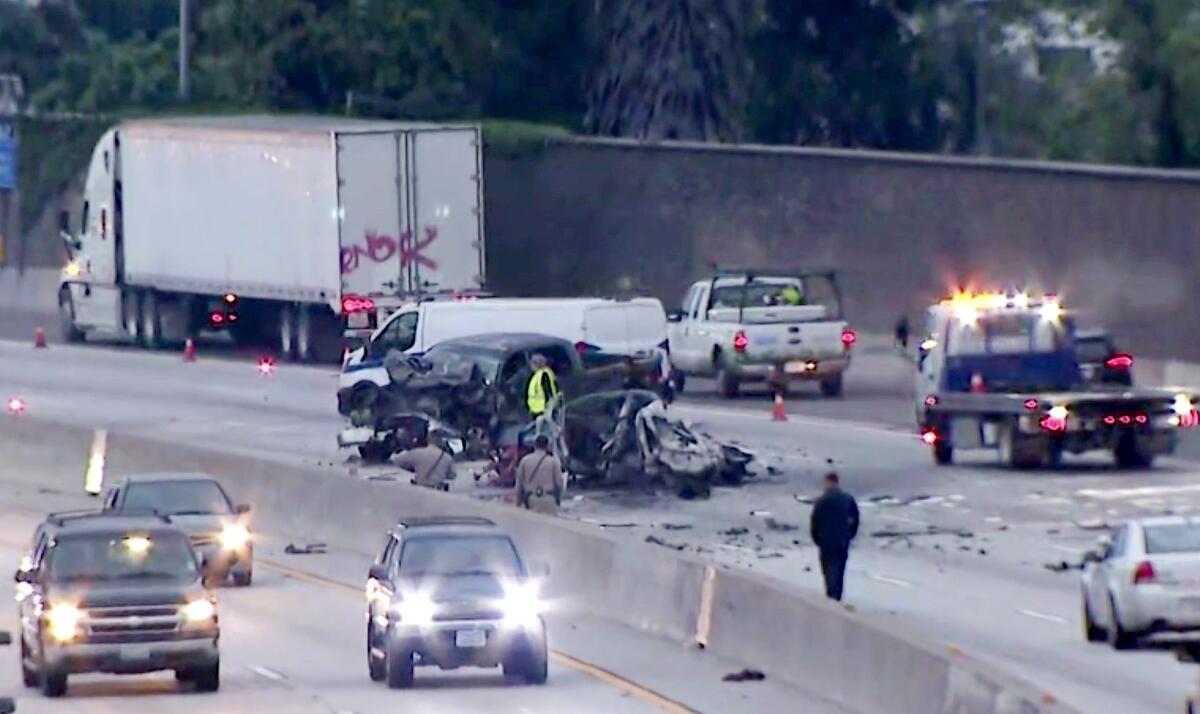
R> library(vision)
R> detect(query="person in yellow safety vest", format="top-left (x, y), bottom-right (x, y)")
top-left (781, 284), bottom-right (804, 305)
top-left (525, 353), bottom-right (560, 417)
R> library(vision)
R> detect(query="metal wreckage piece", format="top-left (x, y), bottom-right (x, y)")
top-left (340, 350), bottom-right (753, 498)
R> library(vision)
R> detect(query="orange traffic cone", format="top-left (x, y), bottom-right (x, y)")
top-left (183, 338), bottom-right (197, 362)
top-left (772, 391), bottom-right (788, 422)
top-left (33, 327), bottom-right (47, 348)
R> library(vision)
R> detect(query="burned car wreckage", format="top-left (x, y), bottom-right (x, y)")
top-left (336, 333), bottom-right (754, 498)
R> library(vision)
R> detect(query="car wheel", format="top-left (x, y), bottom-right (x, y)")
top-left (58, 288), bottom-right (84, 344)
top-left (359, 442), bottom-right (392, 464)
top-left (193, 660), bottom-right (220, 692)
top-left (1082, 596), bottom-right (1105, 643)
top-left (175, 669), bottom-right (194, 682)
top-left (819, 374), bottom-right (844, 398)
top-left (20, 637), bottom-right (37, 688)
top-left (232, 568), bottom-right (253, 587)
top-left (385, 640), bottom-right (414, 689)
top-left (40, 666), bottom-right (67, 698)
top-left (367, 622), bottom-right (387, 682)
top-left (1106, 594), bottom-right (1136, 650)
top-left (525, 633), bottom-right (549, 685)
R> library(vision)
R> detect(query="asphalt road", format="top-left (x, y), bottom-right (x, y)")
top-left (0, 479), bottom-right (823, 714)
top-left (1, 322), bottom-right (1199, 712)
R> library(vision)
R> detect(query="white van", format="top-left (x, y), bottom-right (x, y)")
top-left (338, 297), bottom-right (669, 392)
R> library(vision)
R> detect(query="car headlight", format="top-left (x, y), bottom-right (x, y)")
top-left (183, 598), bottom-right (216, 623)
top-left (501, 583), bottom-right (543, 629)
top-left (1173, 394), bottom-right (1194, 416)
top-left (220, 524), bottom-right (250, 551)
top-left (394, 593), bottom-right (436, 626)
top-left (46, 604), bottom-right (82, 643)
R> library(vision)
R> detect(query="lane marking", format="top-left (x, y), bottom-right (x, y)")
top-left (1077, 484), bottom-right (1200, 500)
top-left (1016, 609), bottom-right (1068, 625)
top-left (259, 560), bottom-right (701, 714)
top-left (248, 664), bottom-right (289, 682)
top-left (870, 574), bottom-right (913, 588)
top-left (1051, 545), bottom-right (1085, 555)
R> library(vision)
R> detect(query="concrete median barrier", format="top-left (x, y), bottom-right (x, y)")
top-left (0, 416), bottom-right (1079, 714)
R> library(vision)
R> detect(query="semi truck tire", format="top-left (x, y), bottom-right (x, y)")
top-left (295, 305), bottom-right (315, 362)
top-left (123, 291), bottom-right (141, 341)
top-left (278, 305), bottom-right (297, 360)
top-left (139, 291), bottom-right (164, 350)
top-left (819, 374), bottom-right (844, 398)
top-left (58, 289), bottom-right (85, 343)
top-left (999, 422), bottom-right (1041, 469)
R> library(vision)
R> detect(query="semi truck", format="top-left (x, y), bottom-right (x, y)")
top-left (57, 116), bottom-right (485, 362)
top-left (915, 291), bottom-right (1198, 469)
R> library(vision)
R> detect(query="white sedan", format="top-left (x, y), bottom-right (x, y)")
top-left (1082, 516), bottom-right (1200, 649)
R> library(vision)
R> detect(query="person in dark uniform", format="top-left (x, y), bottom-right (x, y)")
top-left (809, 472), bottom-right (860, 601)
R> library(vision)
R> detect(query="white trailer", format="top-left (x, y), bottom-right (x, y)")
top-left (57, 115), bottom-right (484, 362)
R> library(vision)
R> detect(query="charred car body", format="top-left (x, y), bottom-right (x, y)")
top-left (337, 333), bottom-right (664, 463)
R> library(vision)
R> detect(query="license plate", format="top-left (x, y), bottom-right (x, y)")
top-left (455, 629), bottom-right (486, 649)
top-left (784, 361), bottom-right (813, 374)
top-left (119, 645), bottom-right (152, 662)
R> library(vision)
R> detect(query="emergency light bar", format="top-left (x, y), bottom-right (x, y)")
top-left (939, 290), bottom-right (1064, 324)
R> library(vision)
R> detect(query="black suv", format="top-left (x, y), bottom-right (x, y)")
top-left (365, 517), bottom-right (549, 688)
top-left (14, 511), bottom-right (220, 697)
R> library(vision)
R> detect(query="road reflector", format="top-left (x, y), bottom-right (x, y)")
top-left (84, 428), bottom-right (107, 496)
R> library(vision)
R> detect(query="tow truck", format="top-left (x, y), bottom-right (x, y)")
top-left (915, 291), bottom-right (1199, 469)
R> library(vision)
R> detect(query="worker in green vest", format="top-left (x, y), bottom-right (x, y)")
top-left (525, 353), bottom-right (560, 417)
top-left (781, 284), bottom-right (804, 305)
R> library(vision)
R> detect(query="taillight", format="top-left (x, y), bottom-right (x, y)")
top-left (1040, 405), bottom-right (1069, 432)
top-left (342, 295), bottom-right (375, 314)
top-left (210, 311), bottom-right (226, 326)
top-left (7, 397), bottom-right (26, 415)
top-left (924, 395), bottom-right (938, 407)
top-left (1024, 399), bottom-right (1039, 410)
top-left (257, 357), bottom-right (276, 376)
top-left (841, 329), bottom-right (856, 348)
top-left (1105, 354), bottom-right (1133, 369)
top-left (1133, 560), bottom-right (1156, 585)
top-left (733, 331), bottom-right (749, 353)
top-left (920, 429), bottom-right (938, 445)
top-left (575, 341), bottom-right (599, 355)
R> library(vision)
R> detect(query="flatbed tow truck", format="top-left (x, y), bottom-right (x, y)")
top-left (914, 291), bottom-right (1198, 469)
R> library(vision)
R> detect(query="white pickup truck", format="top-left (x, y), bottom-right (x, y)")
top-left (666, 270), bottom-right (856, 398)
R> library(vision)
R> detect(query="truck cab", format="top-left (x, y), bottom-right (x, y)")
top-left (916, 292), bottom-right (1198, 469)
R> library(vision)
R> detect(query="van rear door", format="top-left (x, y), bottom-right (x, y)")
top-left (582, 301), bottom-right (667, 357)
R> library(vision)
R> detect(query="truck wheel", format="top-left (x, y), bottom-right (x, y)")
top-left (40, 668), bottom-right (67, 698)
top-left (714, 353), bottom-right (739, 399)
top-left (58, 289), bottom-right (85, 343)
top-left (1114, 433), bottom-right (1154, 469)
top-left (819, 374), bottom-right (844, 398)
top-left (295, 305), bottom-right (314, 362)
top-left (139, 291), bottom-right (164, 350)
top-left (359, 442), bottom-right (392, 464)
top-left (278, 305), bottom-right (297, 360)
top-left (20, 637), bottom-right (37, 687)
top-left (933, 441), bottom-right (954, 465)
top-left (192, 660), bottom-right (220, 692)
top-left (672, 371), bottom-right (686, 395)
top-left (123, 290), bottom-right (142, 341)
top-left (367, 621), bottom-right (387, 682)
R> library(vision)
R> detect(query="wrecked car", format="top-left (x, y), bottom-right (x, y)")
top-left (533, 390), bottom-right (754, 499)
top-left (337, 333), bottom-right (664, 463)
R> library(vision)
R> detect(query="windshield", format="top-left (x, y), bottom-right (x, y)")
top-left (1074, 338), bottom-right (1112, 364)
top-left (709, 276), bottom-right (841, 315)
top-left (122, 481), bottom-right (232, 516)
top-left (45, 532), bottom-right (199, 583)
top-left (424, 347), bottom-right (504, 382)
top-left (950, 314), bottom-right (1067, 356)
top-left (1145, 524), bottom-right (1200, 555)
top-left (398, 535), bottom-right (523, 578)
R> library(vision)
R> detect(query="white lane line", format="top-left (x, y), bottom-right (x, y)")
top-left (1052, 545), bottom-right (1086, 555)
top-left (247, 664), bottom-right (288, 682)
top-left (870, 574), bottom-right (914, 588)
top-left (880, 514), bottom-right (931, 527)
top-left (1077, 484), bottom-right (1200, 500)
top-left (1017, 609), bottom-right (1068, 625)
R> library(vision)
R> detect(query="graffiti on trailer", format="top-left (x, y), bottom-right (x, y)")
top-left (340, 226), bottom-right (440, 274)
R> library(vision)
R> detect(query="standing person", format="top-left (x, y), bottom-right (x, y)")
top-left (809, 472), bottom-right (860, 601)
top-left (394, 431), bottom-right (456, 491)
top-left (515, 435), bottom-right (565, 516)
top-left (525, 353), bottom-right (560, 418)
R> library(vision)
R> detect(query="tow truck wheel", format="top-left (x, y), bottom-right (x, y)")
top-left (192, 660), bottom-right (220, 692)
top-left (385, 640), bottom-right (414, 689)
top-left (933, 441), bottom-right (954, 465)
top-left (1114, 433), bottom-right (1154, 469)
top-left (39, 663), bottom-right (66, 698)
top-left (58, 288), bottom-right (84, 343)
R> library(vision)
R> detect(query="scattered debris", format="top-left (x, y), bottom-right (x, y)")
top-left (1046, 528), bottom-right (1061, 535)
top-left (661, 523), bottom-right (693, 531)
top-left (1044, 560), bottom-right (1082, 573)
top-left (284, 543), bottom-right (327, 555)
top-left (793, 494), bottom-right (815, 505)
top-left (871, 526), bottom-right (974, 539)
top-left (749, 510), bottom-right (772, 517)
top-left (792, 540), bottom-right (803, 546)
top-left (645, 535), bottom-right (686, 551)
top-left (719, 527), bottom-right (750, 537)
top-left (723, 669), bottom-right (767, 683)
top-left (765, 517), bottom-right (799, 532)
top-left (1073, 519), bottom-right (1109, 531)
top-left (766, 465), bottom-right (782, 476)
top-left (978, 549), bottom-right (988, 556)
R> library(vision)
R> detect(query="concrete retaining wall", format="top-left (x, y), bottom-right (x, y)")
top-left (0, 267), bottom-right (59, 315)
top-left (0, 416), bottom-right (1078, 714)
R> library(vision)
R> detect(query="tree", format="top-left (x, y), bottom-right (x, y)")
top-left (586, 0), bottom-right (752, 142)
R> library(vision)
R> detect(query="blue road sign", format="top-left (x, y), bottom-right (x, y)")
top-left (0, 123), bottom-right (16, 190)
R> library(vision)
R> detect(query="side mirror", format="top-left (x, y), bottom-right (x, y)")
top-left (666, 311), bottom-right (684, 323)
top-left (368, 564), bottom-right (390, 583)
top-left (0, 630), bottom-right (11, 646)
top-left (235, 504), bottom-right (252, 515)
